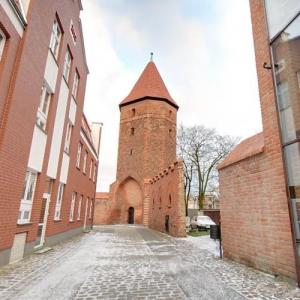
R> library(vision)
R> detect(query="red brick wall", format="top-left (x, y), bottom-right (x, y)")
top-left (218, 0), bottom-right (297, 280)
top-left (146, 161), bottom-right (186, 237)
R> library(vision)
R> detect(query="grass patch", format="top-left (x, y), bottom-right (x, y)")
top-left (187, 229), bottom-right (210, 237)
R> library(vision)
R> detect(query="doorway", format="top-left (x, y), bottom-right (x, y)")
top-left (128, 207), bottom-right (134, 224)
top-left (35, 193), bottom-right (51, 248)
top-left (165, 215), bottom-right (170, 233)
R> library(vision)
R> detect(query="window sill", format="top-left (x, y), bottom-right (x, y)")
top-left (53, 219), bottom-right (62, 222)
top-left (77, 219), bottom-right (81, 222)
top-left (17, 222), bottom-right (33, 226)
top-left (69, 220), bottom-right (75, 223)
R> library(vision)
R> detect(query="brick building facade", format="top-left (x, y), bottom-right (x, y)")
top-left (218, 0), bottom-right (300, 284)
top-left (94, 60), bottom-right (186, 237)
top-left (0, 0), bottom-right (101, 266)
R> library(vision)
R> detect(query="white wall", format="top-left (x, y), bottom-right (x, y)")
top-left (27, 125), bottom-right (47, 172)
top-left (47, 80), bottom-right (69, 179)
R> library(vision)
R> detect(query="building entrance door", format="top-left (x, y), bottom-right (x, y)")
top-left (35, 193), bottom-right (51, 248)
top-left (128, 207), bottom-right (134, 224)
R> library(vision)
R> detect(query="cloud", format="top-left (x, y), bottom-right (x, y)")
top-left (81, 0), bottom-right (262, 191)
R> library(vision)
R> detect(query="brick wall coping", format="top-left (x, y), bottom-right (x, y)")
top-left (95, 192), bottom-right (110, 201)
top-left (218, 133), bottom-right (264, 170)
top-left (149, 160), bottom-right (181, 184)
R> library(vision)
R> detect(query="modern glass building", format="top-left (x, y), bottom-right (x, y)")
top-left (265, 0), bottom-right (300, 276)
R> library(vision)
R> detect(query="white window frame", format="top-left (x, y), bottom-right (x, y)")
top-left (83, 151), bottom-right (88, 174)
top-left (64, 121), bottom-right (73, 154)
top-left (89, 160), bottom-right (93, 179)
top-left (89, 198), bottom-right (92, 219)
top-left (93, 164), bottom-right (97, 182)
top-left (72, 71), bottom-right (79, 99)
top-left (49, 19), bottom-right (62, 59)
top-left (69, 192), bottom-right (76, 221)
top-left (54, 183), bottom-right (64, 220)
top-left (18, 170), bottom-right (37, 224)
top-left (37, 83), bottom-right (51, 130)
top-left (297, 71), bottom-right (300, 89)
top-left (77, 195), bottom-right (83, 220)
top-left (63, 49), bottom-right (72, 82)
top-left (0, 29), bottom-right (6, 61)
top-left (76, 143), bottom-right (82, 168)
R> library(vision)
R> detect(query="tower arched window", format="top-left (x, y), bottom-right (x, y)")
top-left (159, 197), bottom-right (162, 209)
top-left (131, 127), bottom-right (135, 135)
top-left (168, 194), bottom-right (172, 208)
top-left (132, 108), bottom-right (136, 117)
top-left (169, 129), bottom-right (172, 137)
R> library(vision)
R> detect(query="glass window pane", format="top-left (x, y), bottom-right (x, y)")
top-left (272, 15), bottom-right (300, 144)
top-left (265, 0), bottom-right (300, 38)
top-left (285, 142), bottom-right (300, 196)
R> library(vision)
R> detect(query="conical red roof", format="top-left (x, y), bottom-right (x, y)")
top-left (120, 61), bottom-right (179, 109)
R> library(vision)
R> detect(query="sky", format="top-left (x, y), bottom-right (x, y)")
top-left (80, 0), bottom-right (262, 192)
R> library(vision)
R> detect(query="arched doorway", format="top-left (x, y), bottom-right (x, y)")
top-left (128, 207), bottom-right (135, 224)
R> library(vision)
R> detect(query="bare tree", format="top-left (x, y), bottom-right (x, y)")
top-left (177, 125), bottom-right (238, 211)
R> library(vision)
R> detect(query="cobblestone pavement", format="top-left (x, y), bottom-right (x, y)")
top-left (0, 225), bottom-right (299, 300)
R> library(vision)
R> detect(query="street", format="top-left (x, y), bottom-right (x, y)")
top-left (0, 225), bottom-right (299, 300)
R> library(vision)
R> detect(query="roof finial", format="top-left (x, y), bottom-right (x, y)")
top-left (150, 52), bottom-right (154, 62)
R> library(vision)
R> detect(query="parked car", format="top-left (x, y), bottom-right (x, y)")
top-left (190, 215), bottom-right (216, 231)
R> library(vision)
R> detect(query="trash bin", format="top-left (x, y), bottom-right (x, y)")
top-left (210, 225), bottom-right (221, 240)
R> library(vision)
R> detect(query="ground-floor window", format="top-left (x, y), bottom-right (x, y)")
top-left (89, 198), bottom-right (92, 219)
top-left (54, 183), bottom-right (64, 220)
top-left (77, 195), bottom-right (83, 220)
top-left (69, 192), bottom-right (76, 221)
top-left (18, 170), bottom-right (37, 224)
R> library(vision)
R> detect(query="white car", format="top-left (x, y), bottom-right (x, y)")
top-left (190, 215), bottom-right (216, 230)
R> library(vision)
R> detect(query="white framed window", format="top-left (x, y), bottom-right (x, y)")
top-left (63, 49), bottom-right (72, 82)
top-left (76, 143), bottom-right (82, 168)
top-left (77, 195), bottom-right (83, 220)
top-left (83, 151), bottom-right (88, 174)
top-left (69, 192), bottom-right (76, 221)
top-left (93, 164), bottom-right (97, 182)
top-left (64, 122), bottom-right (73, 154)
top-left (49, 19), bottom-right (62, 59)
top-left (89, 160), bottom-right (93, 179)
top-left (297, 71), bottom-right (300, 89)
top-left (37, 83), bottom-right (51, 130)
top-left (72, 71), bottom-right (79, 99)
top-left (18, 170), bottom-right (37, 224)
top-left (89, 198), bottom-right (93, 219)
top-left (0, 29), bottom-right (6, 61)
top-left (54, 183), bottom-right (64, 220)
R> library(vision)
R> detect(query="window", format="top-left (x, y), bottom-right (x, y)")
top-left (93, 164), bottom-right (97, 182)
top-left (132, 108), bottom-right (136, 116)
top-left (36, 83), bottom-right (52, 130)
top-left (64, 122), bottom-right (73, 154)
top-left (49, 18), bottom-right (62, 59)
top-left (131, 128), bottom-right (135, 135)
top-left (63, 49), bottom-right (72, 82)
top-left (89, 199), bottom-right (93, 219)
top-left (72, 71), bottom-right (79, 99)
top-left (169, 194), bottom-right (172, 208)
top-left (297, 71), bottom-right (300, 89)
top-left (83, 151), bottom-right (88, 174)
top-left (169, 129), bottom-right (172, 137)
top-left (69, 192), bottom-right (76, 221)
top-left (54, 183), bottom-right (64, 220)
top-left (0, 29), bottom-right (6, 61)
top-left (265, 0), bottom-right (300, 39)
top-left (18, 170), bottom-right (37, 224)
top-left (77, 195), bottom-right (83, 220)
top-left (76, 143), bottom-right (82, 168)
top-left (89, 160), bottom-right (93, 179)
top-left (130, 149), bottom-right (133, 156)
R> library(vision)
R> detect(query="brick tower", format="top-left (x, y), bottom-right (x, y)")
top-left (109, 59), bottom-right (179, 224)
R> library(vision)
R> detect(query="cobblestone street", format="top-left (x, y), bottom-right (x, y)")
top-left (0, 225), bottom-right (299, 300)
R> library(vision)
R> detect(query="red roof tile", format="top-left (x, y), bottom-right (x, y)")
top-left (218, 133), bottom-right (264, 170)
top-left (120, 61), bottom-right (179, 109)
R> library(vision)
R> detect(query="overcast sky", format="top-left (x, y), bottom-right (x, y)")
top-left (80, 0), bottom-right (262, 192)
